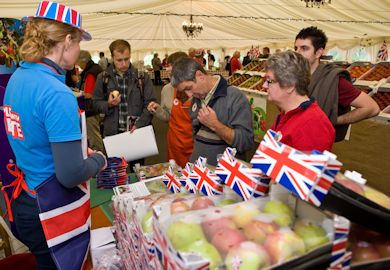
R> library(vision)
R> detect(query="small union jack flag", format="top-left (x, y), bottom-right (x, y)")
top-left (377, 40), bottom-right (388, 61)
top-left (251, 130), bottom-right (330, 205)
top-left (179, 163), bottom-right (197, 193)
top-left (329, 216), bottom-right (351, 269)
top-left (162, 167), bottom-right (182, 193)
top-left (216, 147), bottom-right (270, 200)
top-left (190, 157), bottom-right (223, 196)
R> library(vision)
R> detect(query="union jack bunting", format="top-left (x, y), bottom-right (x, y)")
top-left (329, 216), bottom-right (351, 269)
top-left (216, 147), bottom-right (270, 200)
top-left (162, 167), bottom-right (182, 193)
top-left (179, 163), bottom-right (196, 193)
top-left (250, 130), bottom-right (330, 205)
top-left (377, 40), bottom-right (388, 61)
top-left (190, 157), bottom-right (223, 196)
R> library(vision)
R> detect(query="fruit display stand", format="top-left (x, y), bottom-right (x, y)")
top-left (359, 62), bottom-right (390, 82)
top-left (243, 59), bottom-right (266, 72)
top-left (347, 61), bottom-right (373, 82)
top-left (333, 61), bottom-right (350, 70)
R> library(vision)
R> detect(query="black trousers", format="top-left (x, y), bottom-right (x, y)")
top-left (11, 191), bottom-right (57, 270)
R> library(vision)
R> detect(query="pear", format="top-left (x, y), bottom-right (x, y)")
top-left (167, 220), bottom-right (206, 251)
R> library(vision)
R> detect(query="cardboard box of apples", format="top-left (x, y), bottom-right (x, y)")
top-left (320, 171), bottom-right (390, 236)
top-left (152, 186), bottom-right (334, 270)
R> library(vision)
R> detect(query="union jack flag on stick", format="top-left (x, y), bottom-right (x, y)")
top-left (329, 216), bottom-right (351, 270)
top-left (162, 167), bottom-right (182, 193)
top-left (250, 130), bottom-right (333, 206)
top-left (190, 157), bottom-right (223, 196)
top-left (377, 40), bottom-right (388, 61)
top-left (216, 147), bottom-right (270, 200)
top-left (179, 163), bottom-right (197, 193)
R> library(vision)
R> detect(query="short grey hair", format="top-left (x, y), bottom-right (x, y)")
top-left (78, 50), bottom-right (92, 63)
top-left (170, 57), bottom-right (206, 87)
top-left (265, 50), bottom-right (310, 96)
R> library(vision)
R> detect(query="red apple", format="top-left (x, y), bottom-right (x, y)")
top-left (201, 217), bottom-right (237, 241)
top-left (191, 197), bottom-right (215, 210)
top-left (211, 228), bottom-right (247, 257)
top-left (352, 241), bottom-right (381, 263)
top-left (243, 220), bottom-right (278, 244)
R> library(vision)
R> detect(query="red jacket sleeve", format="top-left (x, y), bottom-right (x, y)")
top-left (83, 74), bottom-right (97, 94)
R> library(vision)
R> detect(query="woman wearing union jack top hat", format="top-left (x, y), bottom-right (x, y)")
top-left (2, 1), bottom-right (106, 269)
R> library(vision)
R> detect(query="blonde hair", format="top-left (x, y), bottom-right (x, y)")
top-left (20, 18), bottom-right (81, 62)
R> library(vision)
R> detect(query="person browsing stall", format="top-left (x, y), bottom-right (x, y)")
top-left (294, 26), bottom-right (379, 141)
top-left (2, 2), bottom-right (107, 269)
top-left (170, 57), bottom-right (254, 166)
top-left (147, 52), bottom-right (193, 167)
top-left (264, 50), bottom-right (335, 151)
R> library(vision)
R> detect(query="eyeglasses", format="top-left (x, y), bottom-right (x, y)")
top-left (265, 78), bottom-right (277, 85)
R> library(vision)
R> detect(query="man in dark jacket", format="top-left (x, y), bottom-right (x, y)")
top-left (77, 50), bottom-right (105, 153)
top-left (93, 40), bottom-right (156, 168)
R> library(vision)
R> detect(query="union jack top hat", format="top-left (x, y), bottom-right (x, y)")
top-left (23, 1), bottom-right (91, 41)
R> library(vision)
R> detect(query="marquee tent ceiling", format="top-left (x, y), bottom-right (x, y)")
top-left (1, 0), bottom-right (390, 53)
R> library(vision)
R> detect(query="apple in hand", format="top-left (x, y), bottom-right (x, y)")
top-left (183, 239), bottom-right (222, 270)
top-left (225, 241), bottom-right (270, 270)
top-left (263, 200), bottom-right (293, 227)
top-left (167, 220), bottom-right (206, 251)
top-left (294, 221), bottom-right (329, 251)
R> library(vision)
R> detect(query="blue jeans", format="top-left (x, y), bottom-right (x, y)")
top-left (11, 191), bottom-right (56, 270)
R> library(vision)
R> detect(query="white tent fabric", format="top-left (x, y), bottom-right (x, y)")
top-left (1, 0), bottom-right (389, 61)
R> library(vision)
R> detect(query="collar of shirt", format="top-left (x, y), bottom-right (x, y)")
top-left (41, 57), bottom-right (66, 75)
top-left (201, 75), bottom-right (221, 107)
top-left (275, 98), bottom-right (314, 129)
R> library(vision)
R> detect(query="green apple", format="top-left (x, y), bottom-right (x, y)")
top-left (141, 209), bottom-right (153, 233)
top-left (167, 220), bottom-right (206, 251)
top-left (263, 200), bottom-right (293, 227)
top-left (294, 222), bottom-right (329, 251)
top-left (217, 199), bottom-right (237, 207)
top-left (364, 186), bottom-right (390, 209)
top-left (183, 239), bottom-right (222, 270)
top-left (232, 203), bottom-right (260, 228)
top-left (225, 241), bottom-right (270, 270)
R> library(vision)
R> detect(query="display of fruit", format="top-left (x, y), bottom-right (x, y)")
top-left (167, 220), bottom-right (206, 251)
top-left (217, 199), bottom-right (237, 207)
top-left (141, 209), bottom-right (154, 233)
top-left (334, 173), bottom-right (365, 195)
top-left (182, 239), bottom-right (222, 270)
top-left (231, 74), bottom-right (251, 86)
top-left (263, 200), bottom-right (294, 227)
top-left (225, 241), bottom-right (270, 270)
top-left (232, 202), bottom-right (260, 228)
top-left (360, 62), bottom-right (390, 81)
top-left (250, 61), bottom-right (265, 72)
top-left (243, 61), bottom-right (258, 71)
top-left (191, 197), bottom-right (215, 210)
top-left (211, 227), bottom-right (247, 256)
top-left (348, 64), bottom-right (372, 80)
top-left (228, 74), bottom-right (241, 85)
top-left (371, 91), bottom-right (390, 110)
top-left (135, 162), bottom-right (171, 179)
top-left (293, 221), bottom-right (329, 251)
top-left (170, 200), bottom-right (191, 214)
top-left (251, 78), bottom-right (267, 92)
top-left (239, 76), bottom-right (263, 88)
top-left (352, 241), bottom-right (382, 263)
top-left (263, 229), bottom-right (306, 264)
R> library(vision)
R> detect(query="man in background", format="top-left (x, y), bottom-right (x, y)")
top-left (207, 49), bottom-right (215, 70)
top-left (152, 53), bottom-right (163, 85)
top-left (98, 51), bottom-right (109, 71)
top-left (294, 26), bottom-right (379, 141)
top-left (230, 51), bottom-right (242, 74)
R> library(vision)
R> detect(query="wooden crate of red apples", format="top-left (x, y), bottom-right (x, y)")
top-left (359, 62), bottom-right (390, 82)
top-left (347, 63), bottom-right (373, 80)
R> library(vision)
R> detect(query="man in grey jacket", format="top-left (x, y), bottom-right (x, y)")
top-left (171, 57), bottom-right (254, 166)
top-left (93, 40), bottom-right (156, 168)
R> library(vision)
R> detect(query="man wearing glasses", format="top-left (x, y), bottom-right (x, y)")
top-left (170, 57), bottom-right (254, 166)
top-left (295, 27), bottom-right (379, 142)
